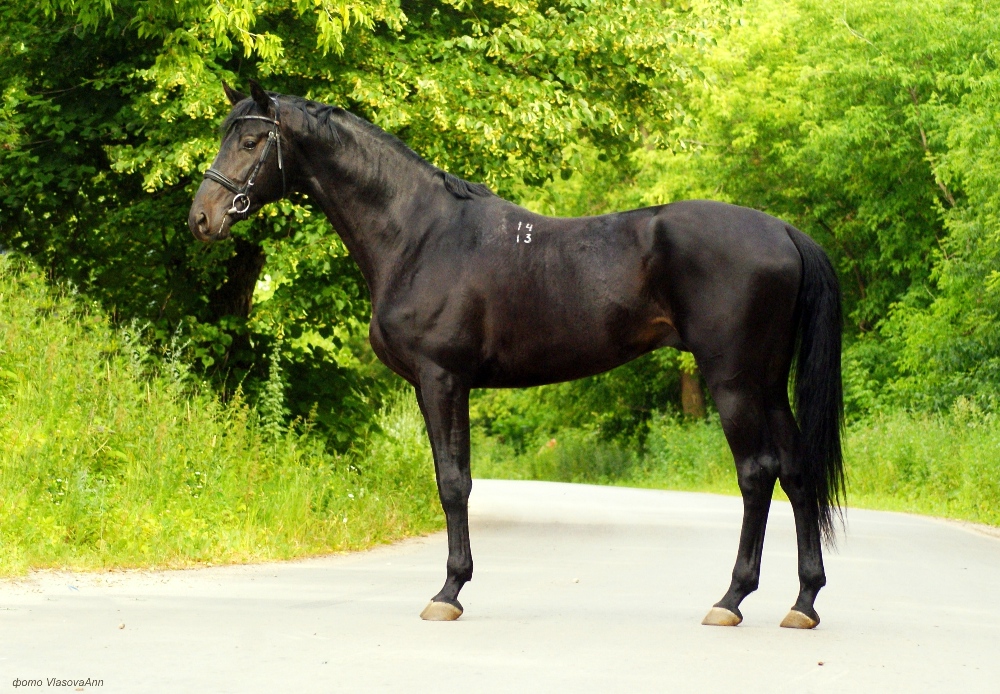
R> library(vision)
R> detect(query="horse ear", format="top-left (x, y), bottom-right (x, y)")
top-left (248, 79), bottom-right (273, 115)
top-left (222, 81), bottom-right (247, 106)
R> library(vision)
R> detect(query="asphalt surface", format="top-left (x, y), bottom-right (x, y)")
top-left (1, 479), bottom-right (998, 693)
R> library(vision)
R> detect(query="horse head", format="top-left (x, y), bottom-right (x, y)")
top-left (189, 80), bottom-right (287, 241)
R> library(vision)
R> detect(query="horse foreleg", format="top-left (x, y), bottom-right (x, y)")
top-left (414, 367), bottom-right (473, 621)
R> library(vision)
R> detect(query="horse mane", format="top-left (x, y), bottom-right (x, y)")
top-left (440, 171), bottom-right (494, 200)
top-left (232, 93), bottom-right (494, 201)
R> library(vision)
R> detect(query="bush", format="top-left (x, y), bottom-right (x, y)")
top-left (473, 428), bottom-right (638, 485)
top-left (635, 413), bottom-right (736, 493)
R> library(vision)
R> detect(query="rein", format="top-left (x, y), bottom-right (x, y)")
top-left (204, 103), bottom-right (285, 223)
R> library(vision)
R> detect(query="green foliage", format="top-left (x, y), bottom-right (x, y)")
top-left (637, 412), bottom-right (734, 491)
top-left (5, 0), bottom-right (1000, 548)
top-left (0, 257), bottom-right (440, 575)
top-left (247, 205), bottom-right (379, 448)
top-left (257, 347), bottom-right (290, 440)
top-left (842, 403), bottom-right (1000, 526)
top-left (879, 52), bottom-right (1000, 410)
top-left (0, 0), bottom-right (716, 447)
top-left (472, 428), bottom-right (639, 485)
top-left (472, 412), bottom-right (735, 491)
top-left (471, 350), bottom-right (686, 453)
top-left (604, 0), bottom-right (1000, 417)
top-left (629, 0), bottom-right (978, 331)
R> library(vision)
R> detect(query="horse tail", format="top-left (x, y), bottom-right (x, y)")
top-left (786, 225), bottom-right (845, 545)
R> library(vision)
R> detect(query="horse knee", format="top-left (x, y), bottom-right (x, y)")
top-left (437, 473), bottom-right (471, 511)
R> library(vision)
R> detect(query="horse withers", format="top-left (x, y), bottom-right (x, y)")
top-left (189, 81), bottom-right (844, 629)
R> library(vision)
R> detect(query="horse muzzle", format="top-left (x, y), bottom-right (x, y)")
top-left (188, 207), bottom-right (232, 242)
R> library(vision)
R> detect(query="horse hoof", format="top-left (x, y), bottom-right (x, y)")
top-left (701, 607), bottom-right (742, 627)
top-left (780, 609), bottom-right (819, 629)
top-left (420, 601), bottom-right (463, 621)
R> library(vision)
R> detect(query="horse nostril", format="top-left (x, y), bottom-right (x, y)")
top-left (196, 212), bottom-right (209, 236)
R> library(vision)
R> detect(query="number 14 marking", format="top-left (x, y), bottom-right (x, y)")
top-left (517, 221), bottom-right (533, 244)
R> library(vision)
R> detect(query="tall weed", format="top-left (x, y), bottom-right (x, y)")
top-left (0, 259), bottom-right (441, 575)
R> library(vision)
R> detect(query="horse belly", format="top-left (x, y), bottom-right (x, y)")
top-left (474, 286), bottom-right (676, 388)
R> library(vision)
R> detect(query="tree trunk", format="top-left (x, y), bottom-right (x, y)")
top-left (209, 237), bottom-right (266, 321)
top-left (207, 238), bottom-right (266, 381)
top-left (681, 369), bottom-right (706, 419)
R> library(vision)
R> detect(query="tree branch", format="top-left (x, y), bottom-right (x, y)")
top-left (908, 87), bottom-right (956, 208)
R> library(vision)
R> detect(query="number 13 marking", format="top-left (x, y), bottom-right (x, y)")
top-left (517, 221), bottom-right (533, 244)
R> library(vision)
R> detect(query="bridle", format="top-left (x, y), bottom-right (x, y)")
top-left (203, 100), bottom-right (286, 225)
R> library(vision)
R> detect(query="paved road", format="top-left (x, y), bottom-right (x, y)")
top-left (1, 480), bottom-right (998, 693)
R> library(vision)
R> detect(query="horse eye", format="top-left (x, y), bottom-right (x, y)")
top-left (242, 139), bottom-right (257, 150)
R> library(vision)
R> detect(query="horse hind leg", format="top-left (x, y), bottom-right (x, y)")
top-left (701, 383), bottom-right (781, 627)
top-left (773, 404), bottom-right (826, 629)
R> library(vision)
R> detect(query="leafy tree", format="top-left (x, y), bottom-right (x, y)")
top-left (624, 0), bottom-right (1000, 415)
top-left (626, 0), bottom-right (969, 331)
top-left (881, 32), bottom-right (1000, 410)
top-left (1, 0), bottom-right (714, 446)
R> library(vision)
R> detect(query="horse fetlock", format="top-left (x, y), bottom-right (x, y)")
top-left (801, 573), bottom-right (826, 592)
top-left (792, 587), bottom-right (821, 608)
top-left (730, 565), bottom-right (761, 595)
top-left (445, 562), bottom-right (473, 584)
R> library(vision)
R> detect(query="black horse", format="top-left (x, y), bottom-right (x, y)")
top-left (190, 81), bottom-right (844, 629)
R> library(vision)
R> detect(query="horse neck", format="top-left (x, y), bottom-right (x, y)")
top-left (292, 118), bottom-right (451, 297)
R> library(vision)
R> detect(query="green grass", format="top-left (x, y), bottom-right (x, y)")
top-left (472, 414), bottom-right (737, 495)
top-left (473, 408), bottom-right (1000, 528)
top-left (842, 405), bottom-right (1000, 526)
top-left (0, 259), bottom-right (442, 576)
